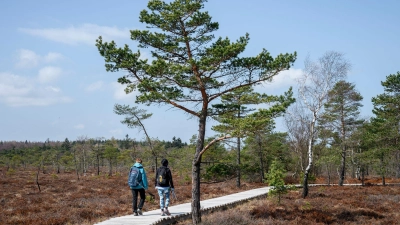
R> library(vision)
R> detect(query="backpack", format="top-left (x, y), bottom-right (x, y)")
top-left (157, 166), bottom-right (168, 186)
top-left (128, 166), bottom-right (142, 187)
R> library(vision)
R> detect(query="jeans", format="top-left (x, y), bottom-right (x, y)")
top-left (157, 188), bottom-right (170, 209)
top-left (131, 188), bottom-right (145, 212)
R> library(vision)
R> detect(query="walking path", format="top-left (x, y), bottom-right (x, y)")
top-left (94, 186), bottom-right (271, 225)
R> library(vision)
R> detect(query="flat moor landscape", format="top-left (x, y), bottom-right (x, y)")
top-left (1, 168), bottom-right (400, 225)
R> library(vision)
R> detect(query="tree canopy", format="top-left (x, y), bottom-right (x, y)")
top-left (96, 0), bottom-right (296, 223)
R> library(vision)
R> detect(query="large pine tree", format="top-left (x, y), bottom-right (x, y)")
top-left (212, 86), bottom-right (294, 187)
top-left (372, 72), bottom-right (400, 179)
top-left (96, 0), bottom-right (296, 223)
top-left (319, 80), bottom-right (363, 185)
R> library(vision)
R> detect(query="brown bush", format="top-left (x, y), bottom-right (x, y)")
top-left (0, 168), bottom-right (264, 225)
top-left (176, 184), bottom-right (400, 225)
top-left (2, 168), bottom-right (399, 225)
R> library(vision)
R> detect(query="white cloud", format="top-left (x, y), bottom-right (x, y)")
top-left (44, 52), bottom-right (64, 63)
top-left (0, 72), bottom-right (72, 107)
top-left (45, 86), bottom-right (61, 93)
top-left (271, 68), bottom-right (303, 88)
top-left (74, 124), bottom-right (85, 129)
top-left (255, 68), bottom-right (303, 92)
top-left (19, 23), bottom-right (130, 45)
top-left (38, 66), bottom-right (62, 83)
top-left (15, 49), bottom-right (41, 68)
top-left (0, 72), bottom-right (33, 97)
top-left (112, 82), bottom-right (137, 100)
top-left (15, 49), bottom-right (64, 68)
top-left (85, 81), bottom-right (104, 92)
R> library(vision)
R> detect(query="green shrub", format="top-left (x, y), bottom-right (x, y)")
top-left (204, 163), bottom-right (235, 181)
top-left (267, 159), bottom-right (290, 203)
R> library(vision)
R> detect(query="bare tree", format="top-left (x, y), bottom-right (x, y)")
top-left (76, 136), bottom-right (90, 176)
top-left (92, 137), bottom-right (105, 176)
top-left (296, 51), bottom-right (350, 198)
top-left (285, 101), bottom-right (312, 176)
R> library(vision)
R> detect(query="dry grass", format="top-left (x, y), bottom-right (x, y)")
top-left (0, 168), bottom-right (263, 225)
top-left (177, 179), bottom-right (400, 225)
top-left (2, 168), bottom-right (399, 225)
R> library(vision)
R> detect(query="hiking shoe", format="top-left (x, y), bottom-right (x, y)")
top-left (165, 208), bottom-right (171, 216)
top-left (161, 210), bottom-right (166, 216)
top-left (137, 209), bottom-right (143, 215)
top-left (133, 212), bottom-right (138, 216)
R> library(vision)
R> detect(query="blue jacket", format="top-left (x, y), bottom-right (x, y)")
top-left (130, 163), bottom-right (148, 190)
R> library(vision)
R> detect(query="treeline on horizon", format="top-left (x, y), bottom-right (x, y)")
top-left (0, 135), bottom-right (197, 180)
top-left (0, 131), bottom-right (296, 185)
top-left (0, 135), bottom-right (187, 152)
top-left (1, 107), bottom-right (399, 186)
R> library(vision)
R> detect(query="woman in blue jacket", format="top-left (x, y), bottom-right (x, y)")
top-left (130, 158), bottom-right (148, 216)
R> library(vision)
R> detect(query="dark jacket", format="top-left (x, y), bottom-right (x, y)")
top-left (155, 166), bottom-right (174, 188)
top-left (155, 159), bottom-right (174, 188)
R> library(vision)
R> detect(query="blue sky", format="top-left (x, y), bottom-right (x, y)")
top-left (1, 0), bottom-right (399, 143)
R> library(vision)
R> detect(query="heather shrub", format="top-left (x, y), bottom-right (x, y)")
top-left (199, 210), bottom-right (254, 225)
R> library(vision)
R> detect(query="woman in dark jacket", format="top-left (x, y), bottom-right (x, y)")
top-left (155, 158), bottom-right (174, 216)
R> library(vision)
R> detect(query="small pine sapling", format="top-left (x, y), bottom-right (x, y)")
top-left (267, 159), bottom-right (288, 203)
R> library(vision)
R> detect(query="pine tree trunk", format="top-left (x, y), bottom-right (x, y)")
top-left (97, 153), bottom-right (100, 176)
top-left (361, 166), bottom-right (365, 186)
top-left (396, 151), bottom-right (400, 178)
top-left (36, 163), bottom-right (41, 192)
top-left (380, 156), bottom-right (385, 186)
top-left (109, 160), bottom-right (112, 176)
top-left (192, 113), bottom-right (206, 224)
top-left (258, 135), bottom-right (265, 183)
top-left (327, 165), bottom-right (331, 186)
top-left (236, 136), bottom-right (241, 188)
top-left (338, 148), bottom-right (346, 186)
top-left (191, 159), bottom-right (201, 224)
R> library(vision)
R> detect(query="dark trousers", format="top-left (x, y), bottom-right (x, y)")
top-left (131, 188), bottom-right (145, 212)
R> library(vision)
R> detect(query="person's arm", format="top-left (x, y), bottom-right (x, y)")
top-left (142, 169), bottom-right (148, 190)
top-left (168, 168), bottom-right (174, 189)
top-left (154, 168), bottom-right (158, 187)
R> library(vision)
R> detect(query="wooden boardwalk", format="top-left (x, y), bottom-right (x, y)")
top-left (94, 186), bottom-right (271, 225)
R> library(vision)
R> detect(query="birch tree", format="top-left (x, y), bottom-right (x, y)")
top-left (297, 51), bottom-right (350, 197)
